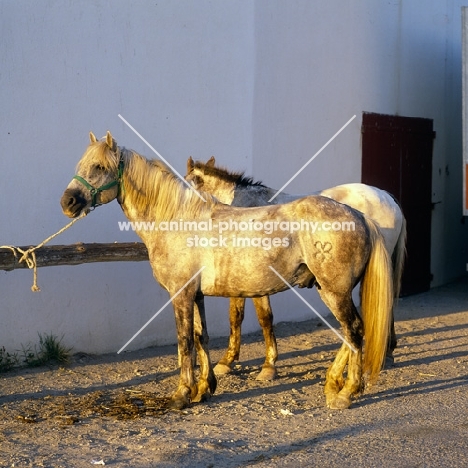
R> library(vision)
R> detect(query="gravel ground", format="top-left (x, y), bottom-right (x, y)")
top-left (1, 277), bottom-right (467, 468)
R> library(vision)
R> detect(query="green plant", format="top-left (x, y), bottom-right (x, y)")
top-left (19, 343), bottom-right (38, 367)
top-left (0, 346), bottom-right (18, 372)
top-left (21, 333), bottom-right (72, 367)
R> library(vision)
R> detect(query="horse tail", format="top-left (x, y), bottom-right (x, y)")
top-left (360, 217), bottom-right (394, 382)
top-left (391, 215), bottom-right (407, 300)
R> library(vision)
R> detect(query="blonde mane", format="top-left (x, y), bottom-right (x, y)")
top-left (78, 140), bottom-right (218, 220)
top-left (123, 148), bottom-right (220, 220)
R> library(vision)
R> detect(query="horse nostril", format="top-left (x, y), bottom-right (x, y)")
top-left (60, 192), bottom-right (77, 211)
top-left (61, 189), bottom-right (88, 217)
top-left (61, 196), bottom-right (72, 208)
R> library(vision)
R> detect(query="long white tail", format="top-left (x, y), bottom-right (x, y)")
top-left (360, 218), bottom-right (394, 382)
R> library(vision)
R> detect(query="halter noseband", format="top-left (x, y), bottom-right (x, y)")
top-left (73, 155), bottom-right (124, 208)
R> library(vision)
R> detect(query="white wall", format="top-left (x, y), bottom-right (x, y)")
top-left (0, 0), bottom-right (255, 354)
top-left (247, 0), bottom-right (468, 322)
top-left (1, 1), bottom-right (467, 355)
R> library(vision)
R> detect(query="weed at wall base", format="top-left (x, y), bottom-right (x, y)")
top-left (0, 346), bottom-right (18, 372)
top-left (21, 333), bottom-right (72, 367)
top-left (0, 333), bottom-right (72, 373)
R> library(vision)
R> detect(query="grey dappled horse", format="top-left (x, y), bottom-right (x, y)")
top-left (61, 132), bottom-right (393, 410)
top-left (186, 157), bottom-right (406, 380)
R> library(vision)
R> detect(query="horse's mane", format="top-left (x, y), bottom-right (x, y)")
top-left (79, 141), bottom-right (218, 220)
top-left (193, 160), bottom-right (266, 188)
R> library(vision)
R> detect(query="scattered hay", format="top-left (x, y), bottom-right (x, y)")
top-left (12, 389), bottom-right (170, 425)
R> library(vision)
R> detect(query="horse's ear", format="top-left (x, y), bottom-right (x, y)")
top-left (105, 131), bottom-right (113, 148)
top-left (89, 132), bottom-right (97, 143)
top-left (206, 156), bottom-right (216, 167)
top-left (187, 156), bottom-right (194, 173)
top-left (105, 131), bottom-right (117, 152)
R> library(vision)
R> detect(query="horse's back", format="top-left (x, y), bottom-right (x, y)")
top-left (318, 183), bottom-right (403, 252)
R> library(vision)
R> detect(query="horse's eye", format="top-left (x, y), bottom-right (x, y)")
top-left (193, 176), bottom-right (203, 188)
top-left (95, 164), bottom-right (105, 172)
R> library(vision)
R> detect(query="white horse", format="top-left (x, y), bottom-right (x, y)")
top-left (186, 156), bottom-right (406, 380)
top-left (61, 132), bottom-right (394, 410)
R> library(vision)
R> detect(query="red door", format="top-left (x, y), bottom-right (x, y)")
top-left (361, 112), bottom-right (434, 296)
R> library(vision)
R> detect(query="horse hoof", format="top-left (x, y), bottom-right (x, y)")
top-left (208, 373), bottom-right (218, 394)
top-left (167, 397), bottom-right (189, 411)
top-left (256, 367), bottom-right (277, 381)
top-left (326, 394), bottom-right (351, 410)
top-left (192, 377), bottom-right (217, 403)
top-left (214, 363), bottom-right (232, 375)
top-left (192, 390), bottom-right (212, 403)
top-left (383, 354), bottom-right (395, 369)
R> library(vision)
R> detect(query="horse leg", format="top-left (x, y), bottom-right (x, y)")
top-left (333, 341), bottom-right (363, 409)
top-left (177, 339), bottom-right (197, 369)
top-left (384, 313), bottom-right (397, 368)
top-left (318, 290), bottom-right (364, 410)
top-left (192, 291), bottom-right (217, 403)
top-left (324, 343), bottom-right (348, 403)
top-left (214, 297), bottom-right (246, 375)
top-left (168, 291), bottom-right (198, 410)
top-left (253, 296), bottom-right (278, 381)
top-left (385, 215), bottom-right (406, 367)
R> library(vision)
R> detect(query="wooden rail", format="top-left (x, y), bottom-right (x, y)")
top-left (0, 243), bottom-right (149, 271)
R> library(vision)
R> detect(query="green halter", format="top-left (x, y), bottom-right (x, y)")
top-left (73, 157), bottom-right (124, 208)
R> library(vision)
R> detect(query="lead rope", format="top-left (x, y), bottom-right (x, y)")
top-left (0, 211), bottom-right (88, 292)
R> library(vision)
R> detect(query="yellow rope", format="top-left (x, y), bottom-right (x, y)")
top-left (0, 211), bottom-right (88, 292)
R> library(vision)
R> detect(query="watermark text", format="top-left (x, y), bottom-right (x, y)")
top-left (117, 218), bottom-right (355, 235)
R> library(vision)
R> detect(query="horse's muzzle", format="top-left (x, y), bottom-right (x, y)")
top-left (60, 188), bottom-right (88, 218)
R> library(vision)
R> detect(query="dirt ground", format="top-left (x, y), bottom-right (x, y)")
top-left (1, 277), bottom-right (468, 468)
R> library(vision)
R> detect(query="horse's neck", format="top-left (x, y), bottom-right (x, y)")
top-left (119, 158), bottom-right (216, 225)
top-left (231, 183), bottom-right (303, 206)
top-left (118, 157), bottom-right (177, 222)
top-left (119, 196), bottom-right (145, 221)
top-left (231, 184), bottom-right (273, 206)
top-left (201, 177), bottom-right (236, 205)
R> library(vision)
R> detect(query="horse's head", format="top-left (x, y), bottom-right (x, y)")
top-left (185, 156), bottom-right (236, 205)
top-left (60, 131), bottom-right (123, 218)
top-left (186, 156), bottom-right (262, 206)
top-left (185, 155), bottom-right (216, 190)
